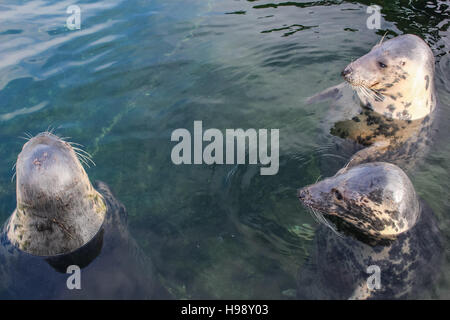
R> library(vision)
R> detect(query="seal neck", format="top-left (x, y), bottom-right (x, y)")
top-left (7, 186), bottom-right (106, 256)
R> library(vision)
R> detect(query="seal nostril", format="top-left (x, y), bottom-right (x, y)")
top-left (341, 68), bottom-right (352, 77)
top-left (298, 189), bottom-right (306, 199)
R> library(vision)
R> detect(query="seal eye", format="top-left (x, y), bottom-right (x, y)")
top-left (333, 189), bottom-right (343, 201)
top-left (378, 61), bottom-right (388, 69)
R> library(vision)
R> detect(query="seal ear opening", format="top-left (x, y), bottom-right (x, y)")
top-left (331, 188), bottom-right (344, 201)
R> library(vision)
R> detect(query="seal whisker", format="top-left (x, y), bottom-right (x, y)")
top-left (353, 85), bottom-right (370, 100)
top-left (68, 142), bottom-right (85, 148)
top-left (306, 207), bottom-right (322, 224)
top-left (24, 132), bottom-right (33, 139)
top-left (11, 161), bottom-right (17, 182)
top-left (360, 86), bottom-right (374, 100)
top-left (78, 152), bottom-right (96, 167)
top-left (379, 31), bottom-right (389, 45)
top-left (72, 146), bottom-right (93, 157)
top-left (73, 148), bottom-right (96, 166)
top-left (76, 153), bottom-right (91, 168)
top-left (369, 87), bottom-right (385, 101)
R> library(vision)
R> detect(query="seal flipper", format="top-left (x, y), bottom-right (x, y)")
top-left (306, 83), bottom-right (347, 104)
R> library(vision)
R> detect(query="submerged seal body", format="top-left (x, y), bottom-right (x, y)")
top-left (297, 162), bottom-right (442, 299)
top-left (310, 34), bottom-right (439, 172)
top-left (0, 132), bottom-right (169, 299)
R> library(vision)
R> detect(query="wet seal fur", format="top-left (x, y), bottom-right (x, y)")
top-left (297, 162), bottom-right (442, 299)
top-left (0, 132), bottom-right (171, 299)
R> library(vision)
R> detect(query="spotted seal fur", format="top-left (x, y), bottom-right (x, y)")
top-left (338, 34), bottom-right (438, 170)
top-left (308, 34), bottom-right (439, 172)
top-left (297, 162), bottom-right (442, 299)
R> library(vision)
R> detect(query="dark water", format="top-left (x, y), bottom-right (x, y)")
top-left (0, 0), bottom-right (448, 299)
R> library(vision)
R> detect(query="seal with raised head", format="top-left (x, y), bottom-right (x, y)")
top-left (309, 34), bottom-right (440, 172)
top-left (296, 162), bottom-right (442, 299)
top-left (0, 132), bottom-right (170, 299)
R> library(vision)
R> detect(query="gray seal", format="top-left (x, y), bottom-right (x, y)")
top-left (342, 34), bottom-right (436, 121)
top-left (5, 132), bottom-right (106, 256)
top-left (0, 132), bottom-right (171, 299)
top-left (297, 162), bottom-right (442, 299)
top-left (308, 34), bottom-right (440, 172)
top-left (338, 34), bottom-right (438, 171)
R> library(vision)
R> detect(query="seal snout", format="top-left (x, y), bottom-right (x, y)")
top-left (18, 134), bottom-right (81, 191)
top-left (341, 66), bottom-right (353, 80)
top-left (297, 187), bottom-right (309, 201)
top-left (298, 186), bottom-right (316, 208)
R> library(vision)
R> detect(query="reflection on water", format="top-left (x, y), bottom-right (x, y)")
top-left (0, 0), bottom-right (448, 299)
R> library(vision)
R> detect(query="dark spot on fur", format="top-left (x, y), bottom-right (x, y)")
top-left (368, 189), bottom-right (383, 205)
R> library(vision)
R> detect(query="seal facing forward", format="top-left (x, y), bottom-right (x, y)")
top-left (6, 132), bottom-right (106, 256)
top-left (0, 132), bottom-right (170, 299)
top-left (296, 163), bottom-right (442, 299)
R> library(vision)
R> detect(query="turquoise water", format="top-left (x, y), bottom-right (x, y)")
top-left (0, 0), bottom-right (448, 299)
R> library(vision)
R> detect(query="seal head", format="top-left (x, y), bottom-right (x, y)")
top-left (342, 34), bottom-right (436, 120)
top-left (298, 162), bottom-right (419, 239)
top-left (5, 132), bottom-right (106, 256)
